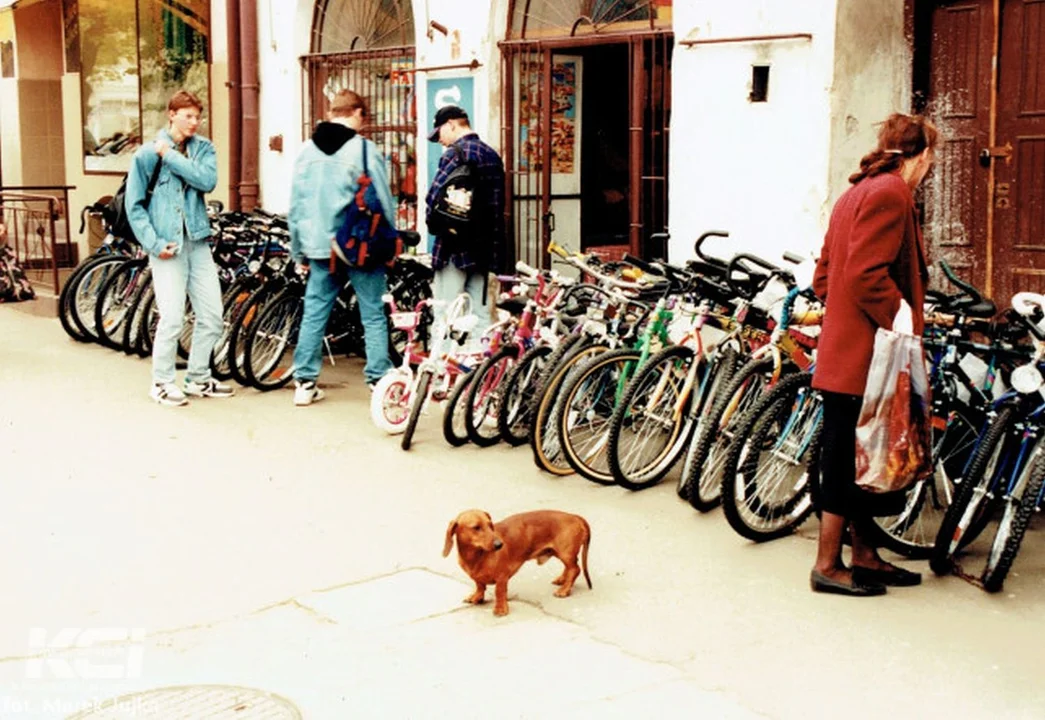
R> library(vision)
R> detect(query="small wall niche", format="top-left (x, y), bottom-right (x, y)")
top-left (750, 65), bottom-right (770, 102)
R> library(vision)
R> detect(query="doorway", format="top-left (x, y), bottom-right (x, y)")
top-left (916, 0), bottom-right (1045, 305)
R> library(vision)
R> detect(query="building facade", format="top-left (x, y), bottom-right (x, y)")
top-left (1, 0), bottom-right (1040, 304)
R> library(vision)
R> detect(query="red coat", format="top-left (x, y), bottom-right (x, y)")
top-left (812, 172), bottom-right (928, 396)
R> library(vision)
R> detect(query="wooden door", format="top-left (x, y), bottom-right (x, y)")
top-left (922, 0), bottom-right (994, 293)
top-left (993, 0), bottom-right (1045, 303)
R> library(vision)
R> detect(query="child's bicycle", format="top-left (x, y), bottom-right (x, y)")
top-left (369, 292), bottom-right (481, 450)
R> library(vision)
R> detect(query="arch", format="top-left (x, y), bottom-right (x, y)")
top-left (507, 0), bottom-right (671, 40)
top-left (311, 0), bottom-right (415, 52)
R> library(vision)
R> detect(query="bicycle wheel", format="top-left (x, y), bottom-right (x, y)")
top-left (683, 355), bottom-right (775, 512)
top-left (242, 287), bottom-right (302, 391)
top-left (71, 255), bottom-right (128, 342)
top-left (59, 256), bottom-right (110, 342)
top-left (120, 269), bottom-right (153, 355)
top-left (94, 258), bottom-right (148, 350)
top-left (138, 286), bottom-right (158, 357)
top-left (675, 347), bottom-right (738, 500)
top-left (530, 338), bottom-right (605, 475)
top-left (402, 368), bottom-right (434, 451)
top-left (930, 405), bottom-right (1016, 576)
top-left (211, 275), bottom-right (257, 380)
top-left (227, 281), bottom-right (281, 386)
top-left (721, 372), bottom-right (822, 542)
top-left (370, 369), bottom-right (411, 435)
top-left (443, 370), bottom-right (477, 446)
top-left (465, 346), bottom-right (519, 447)
top-left (864, 402), bottom-right (982, 559)
top-left (604, 345), bottom-right (692, 489)
top-left (561, 347), bottom-right (645, 485)
top-left (981, 446), bottom-right (1045, 593)
top-left (498, 344), bottom-right (554, 446)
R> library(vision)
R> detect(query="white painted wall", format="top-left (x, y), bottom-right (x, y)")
top-left (667, 0), bottom-right (839, 268)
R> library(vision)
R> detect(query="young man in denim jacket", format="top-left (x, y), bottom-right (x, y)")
top-left (126, 90), bottom-right (232, 407)
top-left (288, 89), bottom-right (397, 405)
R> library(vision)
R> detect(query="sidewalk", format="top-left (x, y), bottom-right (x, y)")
top-left (1, 568), bottom-right (760, 719)
top-left (2, 308), bottom-right (1044, 719)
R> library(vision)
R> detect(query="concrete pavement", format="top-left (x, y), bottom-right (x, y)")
top-left (1, 305), bottom-right (1043, 719)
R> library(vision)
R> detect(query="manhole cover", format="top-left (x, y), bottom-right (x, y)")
top-left (66, 684), bottom-right (301, 719)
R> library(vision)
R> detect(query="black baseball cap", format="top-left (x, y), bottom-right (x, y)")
top-left (428, 105), bottom-right (469, 142)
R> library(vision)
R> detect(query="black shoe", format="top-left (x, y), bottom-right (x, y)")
top-left (810, 569), bottom-right (887, 597)
top-left (852, 565), bottom-right (922, 587)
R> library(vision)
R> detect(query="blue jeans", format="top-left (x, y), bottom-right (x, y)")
top-left (149, 239), bottom-right (223, 385)
top-left (293, 261), bottom-right (393, 384)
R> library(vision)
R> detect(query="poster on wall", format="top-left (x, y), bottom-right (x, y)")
top-left (516, 55), bottom-right (582, 195)
top-left (425, 75), bottom-right (475, 196)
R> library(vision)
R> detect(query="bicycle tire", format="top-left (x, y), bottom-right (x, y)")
top-left (930, 404), bottom-right (1016, 576)
top-left (561, 347), bottom-right (645, 486)
top-left (721, 372), bottom-right (821, 542)
top-left (94, 257), bottom-right (147, 350)
top-left (498, 344), bottom-right (554, 446)
top-left (529, 338), bottom-right (605, 475)
top-left (211, 275), bottom-right (257, 380)
top-left (402, 368), bottom-right (434, 451)
top-left (242, 287), bottom-right (302, 391)
top-left (58, 256), bottom-right (109, 342)
top-left (465, 345), bottom-right (520, 447)
top-left (684, 355), bottom-right (775, 512)
top-left (120, 269), bottom-right (153, 355)
top-left (863, 402), bottom-right (982, 559)
top-left (675, 347), bottom-right (738, 500)
top-left (70, 255), bottom-right (128, 342)
top-left (227, 281), bottom-right (281, 386)
top-left (604, 345), bottom-right (692, 490)
top-left (442, 370), bottom-right (477, 447)
top-left (981, 448), bottom-right (1045, 592)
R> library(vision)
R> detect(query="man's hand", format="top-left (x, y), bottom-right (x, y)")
top-left (154, 139), bottom-right (170, 158)
top-left (158, 242), bottom-right (178, 260)
top-left (295, 259), bottom-right (310, 277)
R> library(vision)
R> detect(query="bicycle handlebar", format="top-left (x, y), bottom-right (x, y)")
top-left (694, 231), bottom-right (730, 268)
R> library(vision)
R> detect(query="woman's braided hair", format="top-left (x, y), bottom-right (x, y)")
top-left (849, 113), bottom-right (939, 184)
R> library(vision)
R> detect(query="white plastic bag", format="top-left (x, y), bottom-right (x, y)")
top-left (854, 303), bottom-right (933, 494)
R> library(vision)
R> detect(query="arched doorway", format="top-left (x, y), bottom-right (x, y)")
top-left (501, 0), bottom-right (673, 267)
top-left (300, 0), bottom-right (418, 229)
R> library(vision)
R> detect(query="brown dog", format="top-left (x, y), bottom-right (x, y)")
top-left (442, 509), bottom-right (592, 616)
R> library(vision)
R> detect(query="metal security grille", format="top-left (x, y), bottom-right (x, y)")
top-left (500, 33), bottom-right (672, 269)
top-left (301, 48), bottom-right (419, 230)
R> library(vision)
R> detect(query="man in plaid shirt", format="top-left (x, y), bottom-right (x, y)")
top-left (424, 105), bottom-right (506, 321)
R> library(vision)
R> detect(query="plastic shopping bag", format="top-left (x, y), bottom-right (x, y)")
top-left (855, 302), bottom-right (934, 493)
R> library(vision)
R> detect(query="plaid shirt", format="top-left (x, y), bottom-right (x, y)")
top-left (425, 133), bottom-right (505, 272)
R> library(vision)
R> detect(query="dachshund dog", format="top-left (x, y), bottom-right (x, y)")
top-left (443, 509), bottom-right (592, 616)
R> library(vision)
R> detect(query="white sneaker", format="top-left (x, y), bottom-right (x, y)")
top-left (184, 378), bottom-right (235, 398)
top-left (150, 382), bottom-right (188, 407)
top-left (294, 380), bottom-right (325, 406)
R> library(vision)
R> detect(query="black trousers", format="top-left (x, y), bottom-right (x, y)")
top-left (818, 390), bottom-right (906, 520)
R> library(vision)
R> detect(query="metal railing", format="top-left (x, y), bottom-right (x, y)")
top-left (0, 186), bottom-right (76, 295)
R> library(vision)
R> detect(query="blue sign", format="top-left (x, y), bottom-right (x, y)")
top-left (425, 77), bottom-right (475, 250)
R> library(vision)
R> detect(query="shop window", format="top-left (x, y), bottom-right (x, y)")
top-left (78, 0), bottom-right (210, 174)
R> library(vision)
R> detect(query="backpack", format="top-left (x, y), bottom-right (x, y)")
top-left (0, 244), bottom-right (35, 303)
top-left (330, 140), bottom-right (403, 270)
top-left (428, 146), bottom-right (480, 244)
top-left (103, 158), bottom-right (164, 243)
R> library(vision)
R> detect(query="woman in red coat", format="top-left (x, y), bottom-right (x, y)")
top-left (811, 113), bottom-right (938, 596)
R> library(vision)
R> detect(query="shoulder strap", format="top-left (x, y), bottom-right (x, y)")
top-left (361, 137), bottom-right (368, 176)
top-left (143, 158), bottom-right (164, 208)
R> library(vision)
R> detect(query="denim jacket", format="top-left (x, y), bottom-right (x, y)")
top-left (289, 122), bottom-right (398, 263)
top-left (126, 129), bottom-right (218, 257)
